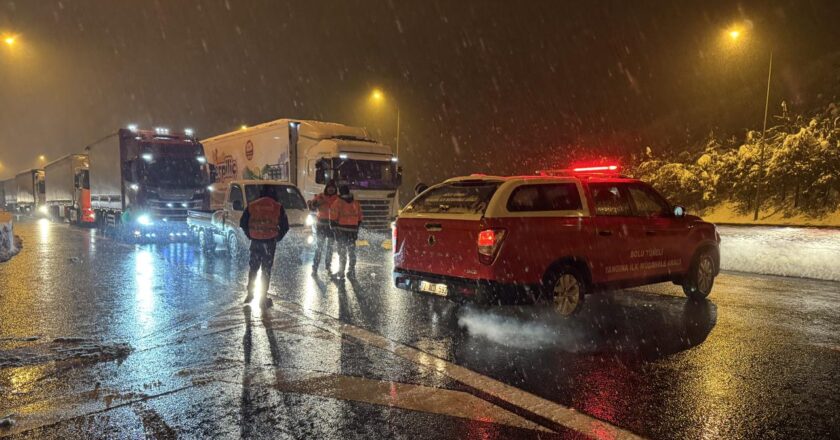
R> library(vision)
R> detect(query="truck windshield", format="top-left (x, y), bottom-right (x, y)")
top-left (335, 159), bottom-right (398, 190)
top-left (402, 181), bottom-right (501, 215)
top-left (145, 158), bottom-right (207, 188)
top-left (245, 184), bottom-right (307, 210)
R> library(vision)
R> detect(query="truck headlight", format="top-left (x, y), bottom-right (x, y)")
top-left (305, 213), bottom-right (316, 227)
top-left (137, 214), bottom-right (153, 226)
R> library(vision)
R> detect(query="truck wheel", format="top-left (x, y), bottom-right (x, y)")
top-left (682, 250), bottom-right (716, 300)
top-left (226, 231), bottom-right (244, 259)
top-left (545, 265), bottom-right (586, 316)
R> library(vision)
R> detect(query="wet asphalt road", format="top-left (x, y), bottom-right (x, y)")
top-left (1, 218), bottom-right (839, 439)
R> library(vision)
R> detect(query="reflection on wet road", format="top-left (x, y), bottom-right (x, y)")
top-left (1, 218), bottom-right (839, 439)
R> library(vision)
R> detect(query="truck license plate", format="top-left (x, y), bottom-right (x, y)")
top-left (419, 281), bottom-right (448, 296)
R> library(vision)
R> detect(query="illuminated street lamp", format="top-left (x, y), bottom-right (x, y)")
top-left (39, 155), bottom-right (46, 162)
top-left (369, 88), bottom-right (400, 157)
top-left (725, 26), bottom-right (772, 221)
top-left (3, 35), bottom-right (15, 46)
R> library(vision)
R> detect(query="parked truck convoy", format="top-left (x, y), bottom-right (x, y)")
top-left (44, 153), bottom-right (95, 225)
top-left (13, 169), bottom-right (45, 214)
top-left (201, 119), bottom-right (401, 232)
top-left (87, 127), bottom-right (210, 238)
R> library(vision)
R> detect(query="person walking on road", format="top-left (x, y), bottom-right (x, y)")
top-left (309, 180), bottom-right (338, 275)
top-left (330, 184), bottom-right (363, 280)
top-left (239, 186), bottom-right (289, 307)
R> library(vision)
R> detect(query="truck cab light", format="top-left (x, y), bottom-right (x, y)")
top-left (127, 124), bottom-right (138, 132)
top-left (184, 128), bottom-right (194, 136)
top-left (339, 153), bottom-right (348, 159)
top-left (154, 127), bottom-right (169, 135)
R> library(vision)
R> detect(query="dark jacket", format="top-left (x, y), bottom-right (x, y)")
top-left (240, 202), bottom-right (290, 242)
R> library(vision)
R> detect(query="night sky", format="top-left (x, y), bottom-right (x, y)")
top-left (1, 0), bottom-right (838, 187)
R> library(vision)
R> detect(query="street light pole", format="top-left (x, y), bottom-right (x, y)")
top-left (753, 51), bottom-right (773, 221)
top-left (395, 104), bottom-right (400, 158)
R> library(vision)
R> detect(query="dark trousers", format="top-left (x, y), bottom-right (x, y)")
top-left (335, 229), bottom-right (358, 275)
top-left (248, 239), bottom-right (277, 294)
top-left (312, 224), bottom-right (334, 270)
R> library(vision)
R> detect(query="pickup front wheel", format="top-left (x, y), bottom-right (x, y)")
top-left (682, 250), bottom-right (716, 300)
top-left (226, 231), bottom-right (245, 259)
top-left (545, 265), bottom-right (586, 316)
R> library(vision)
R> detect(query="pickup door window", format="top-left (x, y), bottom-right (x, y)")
top-left (627, 183), bottom-right (686, 277)
top-left (589, 183), bottom-right (643, 282)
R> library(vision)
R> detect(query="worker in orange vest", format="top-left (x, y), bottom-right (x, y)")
top-left (239, 185), bottom-right (289, 307)
top-left (308, 180), bottom-right (338, 275)
top-left (330, 184), bottom-right (363, 280)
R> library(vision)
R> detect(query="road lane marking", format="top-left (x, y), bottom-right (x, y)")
top-left (223, 367), bottom-right (551, 433)
top-left (273, 301), bottom-right (645, 440)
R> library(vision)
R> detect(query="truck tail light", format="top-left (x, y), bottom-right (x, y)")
top-left (391, 221), bottom-right (398, 250)
top-left (477, 228), bottom-right (506, 265)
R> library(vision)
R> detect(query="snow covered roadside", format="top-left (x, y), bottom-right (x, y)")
top-left (718, 225), bottom-right (840, 282)
top-left (0, 212), bottom-right (21, 263)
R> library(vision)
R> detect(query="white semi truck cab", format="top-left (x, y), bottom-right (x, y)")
top-left (202, 119), bottom-right (401, 232)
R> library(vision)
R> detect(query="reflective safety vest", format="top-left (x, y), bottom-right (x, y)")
top-left (312, 193), bottom-right (338, 224)
top-left (248, 197), bottom-right (283, 240)
top-left (330, 198), bottom-right (363, 231)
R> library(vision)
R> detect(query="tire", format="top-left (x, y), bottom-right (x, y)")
top-left (682, 249), bottom-right (716, 300)
top-left (226, 231), bottom-right (245, 259)
top-left (544, 265), bottom-right (586, 316)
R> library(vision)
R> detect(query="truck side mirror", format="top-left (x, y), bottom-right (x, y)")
top-left (232, 200), bottom-right (244, 211)
top-left (397, 166), bottom-right (403, 187)
top-left (315, 160), bottom-right (326, 184)
top-left (673, 205), bottom-right (686, 218)
top-left (208, 163), bottom-right (217, 182)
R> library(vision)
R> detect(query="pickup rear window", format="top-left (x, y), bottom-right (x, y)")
top-left (245, 185), bottom-right (307, 210)
top-left (402, 181), bottom-right (500, 215)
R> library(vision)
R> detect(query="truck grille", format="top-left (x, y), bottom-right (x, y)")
top-left (359, 199), bottom-right (392, 231)
top-left (148, 198), bottom-right (203, 221)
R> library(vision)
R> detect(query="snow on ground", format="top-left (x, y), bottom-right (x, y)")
top-left (718, 225), bottom-right (840, 281)
top-left (0, 338), bottom-right (131, 369)
top-left (704, 202), bottom-right (840, 227)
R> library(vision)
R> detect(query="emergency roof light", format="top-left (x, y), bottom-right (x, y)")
top-left (572, 165), bottom-right (619, 173)
top-left (537, 163), bottom-right (622, 177)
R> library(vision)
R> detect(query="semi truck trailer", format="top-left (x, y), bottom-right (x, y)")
top-left (202, 119), bottom-right (401, 232)
top-left (44, 153), bottom-right (94, 224)
top-left (14, 169), bottom-right (45, 214)
top-left (87, 127), bottom-right (210, 238)
top-left (1, 179), bottom-right (15, 211)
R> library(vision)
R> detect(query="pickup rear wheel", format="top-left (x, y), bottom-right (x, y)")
top-left (226, 231), bottom-right (244, 259)
top-left (682, 250), bottom-right (716, 300)
top-left (199, 229), bottom-right (215, 253)
top-left (545, 265), bottom-right (586, 316)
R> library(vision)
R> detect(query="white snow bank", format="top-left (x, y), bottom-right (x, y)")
top-left (0, 212), bottom-right (20, 262)
top-left (718, 226), bottom-right (840, 281)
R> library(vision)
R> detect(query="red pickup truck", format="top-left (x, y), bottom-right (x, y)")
top-left (393, 167), bottom-right (720, 315)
